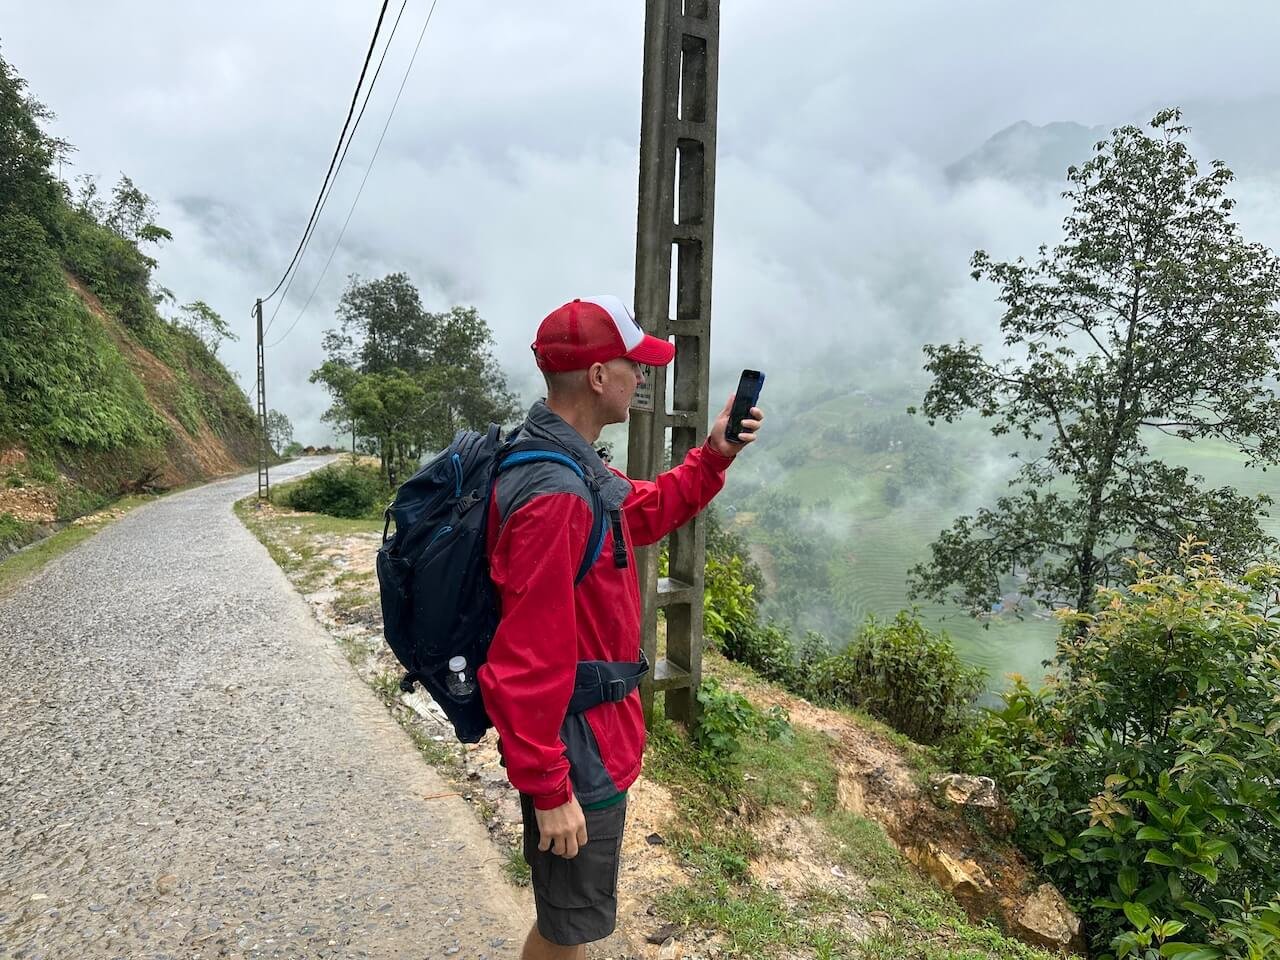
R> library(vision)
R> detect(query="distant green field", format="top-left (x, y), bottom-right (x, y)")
top-left (724, 383), bottom-right (1279, 695)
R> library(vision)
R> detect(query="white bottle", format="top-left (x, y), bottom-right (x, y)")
top-left (445, 655), bottom-right (475, 698)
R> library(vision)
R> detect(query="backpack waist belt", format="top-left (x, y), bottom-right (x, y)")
top-left (566, 652), bottom-right (649, 715)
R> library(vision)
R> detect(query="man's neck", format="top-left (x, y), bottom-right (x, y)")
top-left (544, 396), bottom-right (604, 445)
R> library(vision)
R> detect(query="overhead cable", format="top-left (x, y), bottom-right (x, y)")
top-left (264, 0), bottom-right (409, 333)
top-left (266, 0), bottom-right (440, 349)
top-left (257, 0), bottom-right (391, 308)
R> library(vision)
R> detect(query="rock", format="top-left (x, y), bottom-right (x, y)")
top-left (647, 922), bottom-right (685, 944)
top-left (930, 773), bottom-right (999, 809)
top-left (930, 772), bottom-right (1016, 836)
top-left (658, 936), bottom-right (681, 960)
top-left (645, 832), bottom-right (666, 846)
top-left (1016, 883), bottom-right (1083, 953)
top-left (907, 843), bottom-right (991, 906)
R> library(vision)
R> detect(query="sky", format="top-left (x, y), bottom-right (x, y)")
top-left (5, 1), bottom-right (1280, 442)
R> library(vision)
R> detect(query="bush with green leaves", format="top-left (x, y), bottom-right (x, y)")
top-left (692, 677), bottom-right (791, 781)
top-left (703, 549), bottom-right (761, 651)
top-left (972, 546), bottom-right (1280, 956)
top-left (701, 513), bottom-right (985, 747)
top-left (1116, 893), bottom-right (1280, 960)
top-left (278, 462), bottom-right (387, 519)
top-left (810, 611), bottom-right (985, 744)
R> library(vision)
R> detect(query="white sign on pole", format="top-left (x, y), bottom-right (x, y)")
top-left (630, 365), bottom-right (655, 412)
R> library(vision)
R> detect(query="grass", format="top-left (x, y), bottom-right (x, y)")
top-left (644, 710), bottom-right (1055, 960)
top-left (502, 843), bottom-right (532, 887)
top-left (233, 494), bottom-right (380, 592)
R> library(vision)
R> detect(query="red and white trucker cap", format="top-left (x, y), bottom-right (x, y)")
top-left (532, 295), bottom-right (676, 372)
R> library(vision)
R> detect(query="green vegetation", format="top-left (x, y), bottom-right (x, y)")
top-left (721, 381), bottom-right (1065, 689)
top-left (963, 547), bottom-right (1280, 958)
top-left (276, 461), bottom-right (388, 519)
top-left (701, 508), bottom-right (986, 746)
top-left (691, 676), bottom-right (792, 777)
top-left (265, 409), bottom-right (294, 454)
top-left (311, 272), bottom-right (520, 485)
top-left (0, 49), bottom-right (257, 526)
top-left (647, 710), bottom-right (1056, 960)
top-left (811, 612), bottom-right (985, 745)
top-left (233, 492), bottom-right (376, 593)
top-left (912, 110), bottom-right (1280, 620)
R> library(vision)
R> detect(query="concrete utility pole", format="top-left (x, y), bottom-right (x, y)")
top-left (255, 299), bottom-right (271, 501)
top-left (628, 0), bottom-right (720, 726)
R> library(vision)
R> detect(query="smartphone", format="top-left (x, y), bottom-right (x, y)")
top-left (727, 369), bottom-right (765, 444)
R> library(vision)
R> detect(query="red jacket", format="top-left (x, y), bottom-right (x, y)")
top-left (478, 402), bottom-right (733, 809)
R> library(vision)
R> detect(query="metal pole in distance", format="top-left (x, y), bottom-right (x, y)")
top-left (629, 0), bottom-right (720, 727)
top-left (255, 299), bottom-right (270, 501)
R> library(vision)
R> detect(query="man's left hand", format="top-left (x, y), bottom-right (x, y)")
top-left (707, 395), bottom-right (764, 458)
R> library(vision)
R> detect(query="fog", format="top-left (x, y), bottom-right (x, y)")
top-left (4, 1), bottom-right (1280, 441)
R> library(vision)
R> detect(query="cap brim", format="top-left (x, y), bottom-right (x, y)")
top-left (625, 334), bottom-right (675, 367)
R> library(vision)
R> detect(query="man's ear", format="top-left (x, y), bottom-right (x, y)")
top-left (587, 362), bottom-right (607, 395)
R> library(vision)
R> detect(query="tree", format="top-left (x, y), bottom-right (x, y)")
top-left (265, 409), bottom-right (293, 454)
top-left (347, 371), bottom-right (430, 486)
top-left (309, 359), bottom-right (361, 454)
top-left (0, 49), bottom-right (62, 233)
top-left (420, 305), bottom-right (520, 448)
top-left (330, 272), bottom-right (435, 375)
top-left (104, 174), bottom-right (172, 248)
top-left (313, 273), bottom-right (520, 474)
top-left (177, 300), bottom-right (236, 354)
top-left (910, 111), bottom-right (1280, 618)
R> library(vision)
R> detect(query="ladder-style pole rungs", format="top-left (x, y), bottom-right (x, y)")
top-left (676, 17), bottom-right (712, 39)
top-left (665, 411), bottom-right (702, 429)
top-left (670, 225), bottom-right (708, 244)
top-left (651, 657), bottom-right (693, 691)
top-left (656, 576), bottom-right (697, 607)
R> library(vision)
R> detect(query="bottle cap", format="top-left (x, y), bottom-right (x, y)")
top-left (448, 655), bottom-right (467, 673)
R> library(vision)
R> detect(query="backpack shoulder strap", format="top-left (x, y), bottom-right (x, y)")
top-left (496, 442), bottom-right (606, 585)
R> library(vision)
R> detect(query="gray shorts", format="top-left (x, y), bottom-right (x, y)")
top-left (520, 793), bottom-right (628, 946)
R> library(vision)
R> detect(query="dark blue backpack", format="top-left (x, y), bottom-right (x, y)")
top-left (375, 424), bottom-right (645, 742)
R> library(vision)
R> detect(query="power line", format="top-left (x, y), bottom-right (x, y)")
top-left (257, 0), bottom-right (391, 307)
top-left (266, 0), bottom-right (440, 350)
top-left (263, 0), bottom-right (410, 334)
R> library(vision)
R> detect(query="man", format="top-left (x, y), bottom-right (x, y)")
top-left (477, 295), bottom-right (763, 958)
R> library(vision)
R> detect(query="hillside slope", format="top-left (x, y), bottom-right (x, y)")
top-left (0, 259), bottom-right (259, 554)
top-left (0, 51), bottom-right (258, 555)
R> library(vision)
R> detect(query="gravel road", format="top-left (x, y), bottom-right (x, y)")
top-left (0, 460), bottom-right (531, 959)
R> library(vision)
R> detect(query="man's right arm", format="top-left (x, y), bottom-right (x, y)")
top-left (477, 491), bottom-right (594, 810)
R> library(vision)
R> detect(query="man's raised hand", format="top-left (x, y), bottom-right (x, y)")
top-left (707, 394), bottom-right (764, 458)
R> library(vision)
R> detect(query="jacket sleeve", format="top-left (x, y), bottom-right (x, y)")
top-left (477, 491), bottom-right (593, 810)
top-left (621, 441), bottom-right (735, 548)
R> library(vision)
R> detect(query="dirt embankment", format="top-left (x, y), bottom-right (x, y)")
top-left (62, 274), bottom-right (256, 489)
top-left (1, 277), bottom-right (259, 559)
